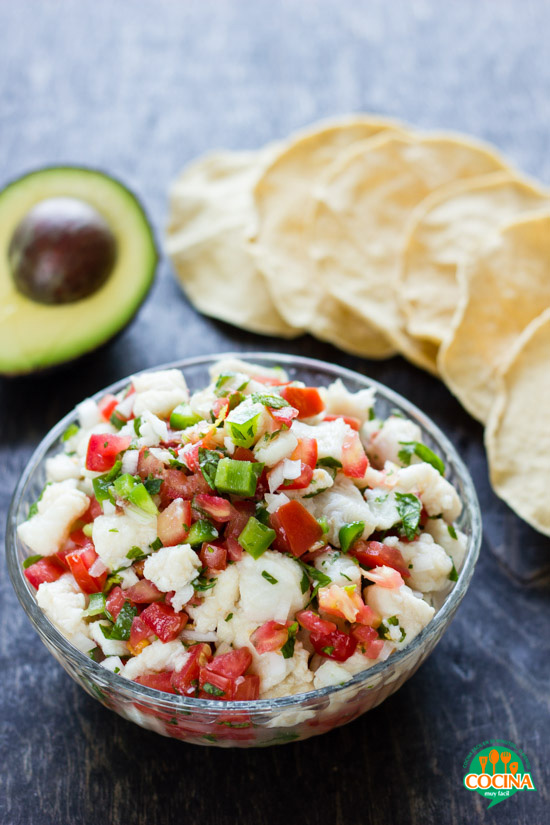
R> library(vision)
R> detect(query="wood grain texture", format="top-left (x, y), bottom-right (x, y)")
top-left (0, 2), bottom-right (549, 823)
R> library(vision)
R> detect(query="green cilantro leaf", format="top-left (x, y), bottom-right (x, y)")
top-left (395, 492), bottom-right (422, 541)
top-left (198, 447), bottom-right (222, 490)
top-left (397, 441), bottom-right (445, 475)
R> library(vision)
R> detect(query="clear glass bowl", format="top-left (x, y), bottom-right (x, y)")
top-left (6, 353), bottom-right (482, 748)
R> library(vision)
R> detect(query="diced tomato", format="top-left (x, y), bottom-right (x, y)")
top-left (157, 498), bottom-right (191, 545)
top-left (250, 620), bottom-right (290, 654)
top-left (185, 592), bottom-right (204, 608)
top-left (341, 430), bottom-right (368, 478)
top-left (123, 579), bottom-right (163, 604)
top-left (199, 542), bottom-right (227, 571)
top-left (212, 398), bottom-right (230, 420)
top-left (193, 493), bottom-right (235, 522)
top-left (268, 405), bottom-right (299, 427)
top-left (137, 446), bottom-right (164, 479)
top-left (310, 628), bottom-right (357, 662)
top-left (270, 499), bottom-right (323, 557)
top-left (281, 463), bottom-right (313, 491)
top-left (350, 624), bottom-right (384, 659)
top-left (129, 615), bottom-right (154, 654)
top-left (171, 643), bottom-right (212, 696)
top-left (199, 666), bottom-right (233, 700)
top-left (296, 609), bottom-right (337, 635)
top-left (134, 671), bottom-right (176, 694)
top-left (232, 674), bottom-right (260, 701)
top-left (324, 414), bottom-right (361, 431)
top-left (24, 557), bottom-right (64, 589)
top-left (318, 584), bottom-right (365, 622)
top-left (181, 442), bottom-right (201, 472)
top-left (208, 648), bottom-right (252, 679)
top-left (81, 496), bottom-right (103, 523)
top-left (98, 393), bottom-right (119, 422)
top-left (85, 433), bottom-right (132, 472)
top-left (140, 602), bottom-right (188, 642)
top-left (250, 375), bottom-right (289, 387)
top-left (354, 603), bottom-right (381, 628)
top-left (225, 501), bottom-right (255, 561)
top-left (160, 470), bottom-right (210, 506)
top-left (232, 447), bottom-right (256, 462)
top-left (281, 437), bottom-right (318, 490)
top-left (349, 539), bottom-right (410, 578)
top-left (280, 386), bottom-right (325, 418)
top-left (106, 586), bottom-right (127, 619)
top-left (66, 544), bottom-right (107, 593)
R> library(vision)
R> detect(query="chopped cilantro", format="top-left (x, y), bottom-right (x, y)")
top-left (23, 554), bottom-right (43, 568)
top-left (261, 570), bottom-right (278, 585)
top-left (395, 492), bottom-right (422, 541)
top-left (194, 574), bottom-right (217, 592)
top-left (317, 456), bottom-right (343, 469)
top-left (368, 408), bottom-right (376, 421)
top-left (150, 537), bottom-right (163, 552)
top-left (126, 546), bottom-right (147, 561)
top-left (109, 411), bottom-right (126, 430)
top-left (281, 622), bottom-right (298, 659)
top-left (198, 447), bottom-right (222, 490)
top-left (397, 441), bottom-right (445, 476)
top-left (202, 682), bottom-right (225, 697)
top-left (321, 646), bottom-right (335, 656)
top-left (225, 613), bottom-right (233, 622)
top-left (133, 416), bottom-right (142, 436)
top-left (27, 482), bottom-right (52, 520)
top-left (447, 524), bottom-right (458, 540)
top-left (144, 475), bottom-right (163, 496)
top-left (104, 601), bottom-right (137, 641)
top-left (250, 392), bottom-right (289, 409)
top-left (300, 568), bottom-right (310, 595)
top-left (449, 562), bottom-right (458, 582)
top-left (61, 423), bottom-right (79, 442)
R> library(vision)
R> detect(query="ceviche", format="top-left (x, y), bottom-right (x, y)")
top-left (18, 358), bottom-right (466, 702)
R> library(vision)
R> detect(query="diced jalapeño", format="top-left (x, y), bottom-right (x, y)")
top-left (214, 457), bottom-right (264, 497)
top-left (339, 521), bottom-right (364, 553)
top-left (187, 519), bottom-right (219, 546)
top-left (238, 516), bottom-right (276, 559)
top-left (170, 403), bottom-right (202, 430)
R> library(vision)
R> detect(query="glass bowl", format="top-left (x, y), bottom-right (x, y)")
top-left (6, 353), bottom-right (481, 747)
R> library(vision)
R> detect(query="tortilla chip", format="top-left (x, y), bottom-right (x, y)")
top-left (166, 148), bottom-right (299, 338)
top-left (485, 307), bottom-right (550, 536)
top-left (308, 132), bottom-right (510, 368)
top-left (400, 171), bottom-right (550, 346)
top-left (251, 115), bottom-right (405, 350)
top-left (438, 212), bottom-right (550, 422)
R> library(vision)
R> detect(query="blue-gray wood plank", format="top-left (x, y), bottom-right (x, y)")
top-left (0, 2), bottom-right (548, 823)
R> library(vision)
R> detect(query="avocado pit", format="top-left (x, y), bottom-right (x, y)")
top-left (9, 197), bottom-right (117, 304)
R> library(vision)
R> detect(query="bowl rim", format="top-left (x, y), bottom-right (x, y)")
top-left (7, 351), bottom-right (482, 713)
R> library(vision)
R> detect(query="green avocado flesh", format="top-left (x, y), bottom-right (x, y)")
top-left (0, 167), bottom-right (157, 375)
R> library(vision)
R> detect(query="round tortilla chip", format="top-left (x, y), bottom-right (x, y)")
top-left (308, 132), bottom-right (510, 370)
top-left (165, 148), bottom-right (299, 338)
top-left (400, 171), bottom-right (550, 346)
top-left (485, 307), bottom-right (550, 537)
top-left (251, 114), bottom-right (405, 350)
top-left (438, 211), bottom-right (550, 423)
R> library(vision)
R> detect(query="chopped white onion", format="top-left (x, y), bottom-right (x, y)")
top-left (181, 629), bottom-right (218, 642)
top-left (89, 557), bottom-right (107, 578)
top-left (121, 450), bottom-right (139, 475)
top-left (282, 458), bottom-right (301, 480)
top-left (264, 493), bottom-right (290, 513)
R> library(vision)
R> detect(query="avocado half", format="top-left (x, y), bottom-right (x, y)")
top-left (0, 167), bottom-right (157, 375)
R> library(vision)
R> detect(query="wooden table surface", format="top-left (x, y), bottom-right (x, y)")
top-left (1, 2), bottom-right (549, 823)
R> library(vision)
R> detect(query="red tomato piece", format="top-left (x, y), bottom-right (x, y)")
top-left (250, 375), bottom-right (289, 387)
top-left (250, 620), bottom-right (290, 654)
top-left (281, 386), bottom-right (325, 418)
top-left (199, 667), bottom-right (233, 700)
top-left (181, 443), bottom-right (202, 472)
top-left (270, 499), bottom-right (323, 557)
top-left (137, 446), bottom-right (164, 479)
top-left (349, 539), bottom-right (410, 578)
top-left (157, 498), bottom-right (191, 545)
top-left (129, 615), bottom-right (154, 653)
top-left (140, 602), bottom-right (188, 642)
top-left (193, 493), bottom-right (235, 522)
top-left (341, 430), bottom-right (368, 478)
top-left (66, 544), bottom-right (107, 594)
top-left (281, 463), bottom-right (314, 491)
top-left (134, 672), bottom-right (176, 693)
top-left (291, 437), bottom-right (318, 469)
top-left (199, 542), bottom-right (227, 571)
top-left (232, 674), bottom-right (260, 701)
top-left (106, 586), bottom-right (127, 619)
top-left (310, 628), bottom-right (357, 662)
top-left (81, 496), bottom-right (103, 524)
top-left (232, 447), bottom-right (256, 462)
top-left (296, 609), bottom-right (337, 635)
top-left (85, 433), bottom-right (132, 472)
top-left (208, 648), bottom-right (252, 679)
top-left (323, 414), bottom-right (361, 431)
top-left (225, 501), bottom-right (255, 561)
top-left (98, 393), bottom-right (119, 421)
top-left (351, 625), bottom-right (385, 659)
top-left (269, 405), bottom-right (299, 427)
top-left (160, 470), bottom-right (210, 506)
top-left (24, 557), bottom-right (64, 589)
top-left (212, 398), bottom-right (230, 420)
top-left (123, 579), bottom-right (163, 604)
top-left (171, 643), bottom-right (212, 696)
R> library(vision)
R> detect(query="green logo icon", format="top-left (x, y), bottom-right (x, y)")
top-left (463, 740), bottom-right (537, 809)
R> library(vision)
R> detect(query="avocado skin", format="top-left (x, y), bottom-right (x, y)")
top-left (0, 166), bottom-right (158, 377)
